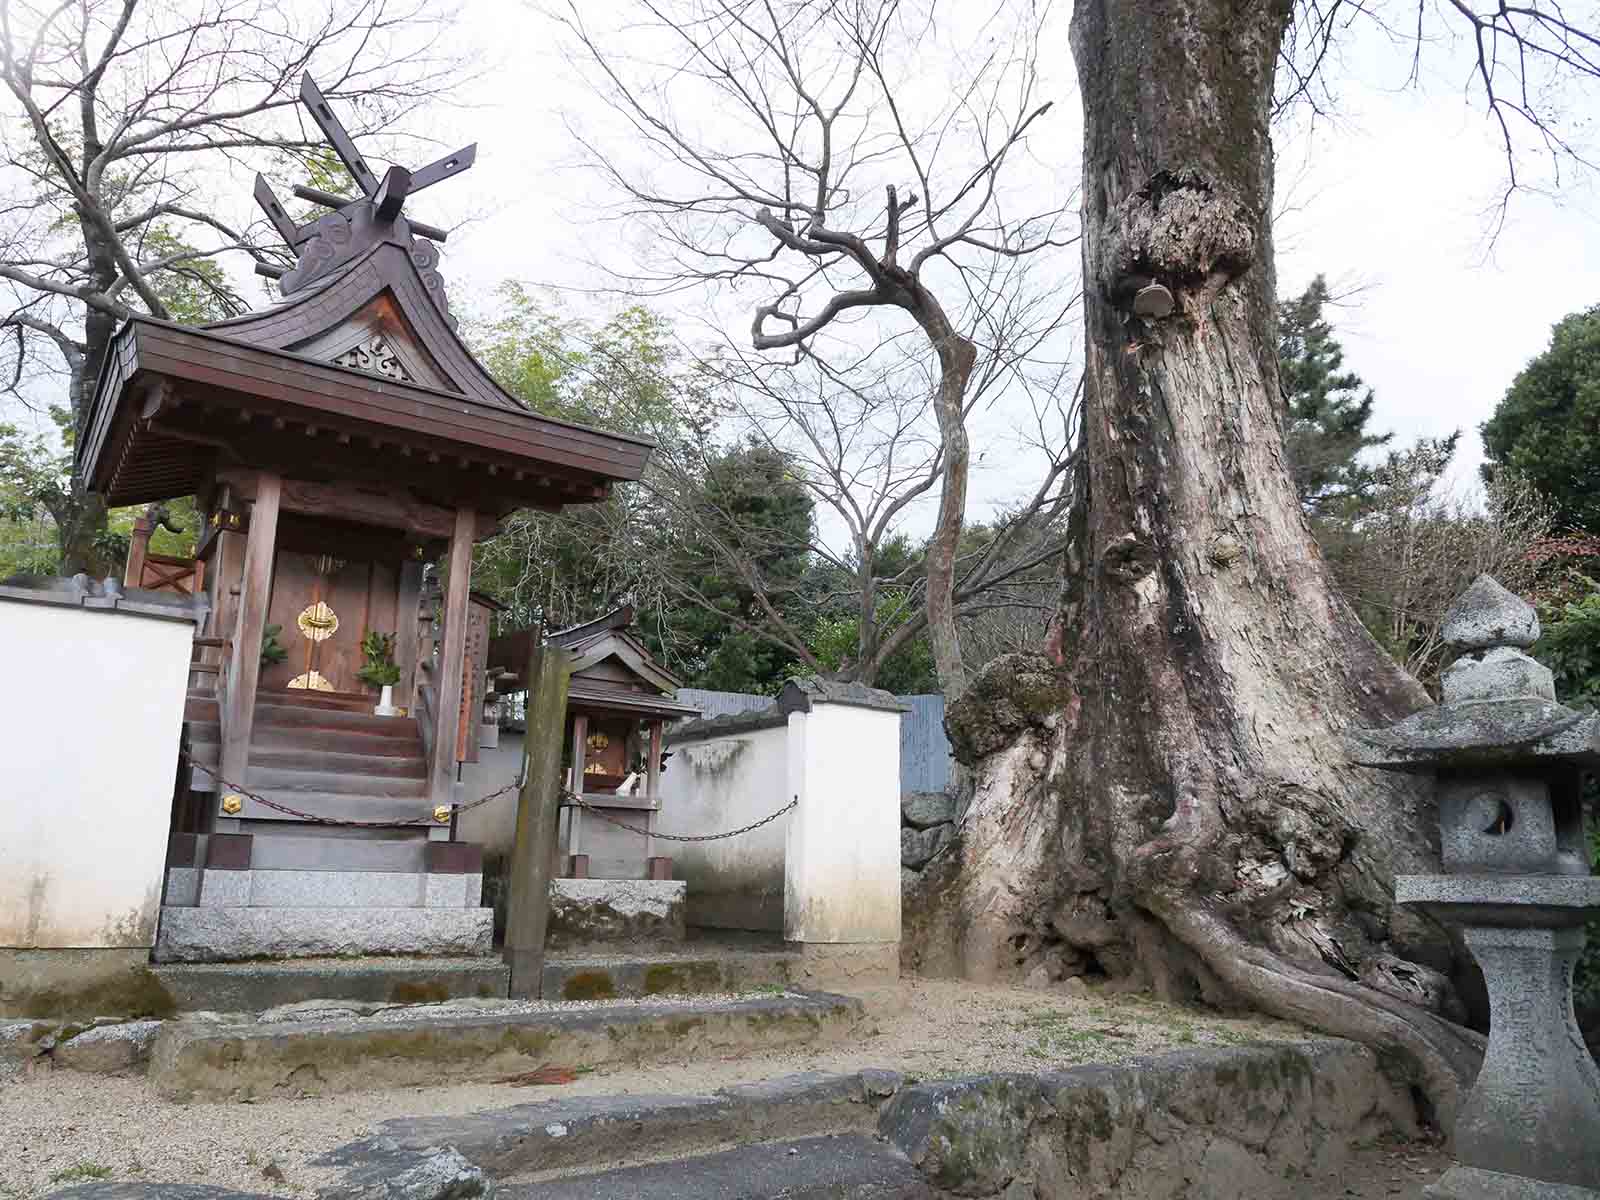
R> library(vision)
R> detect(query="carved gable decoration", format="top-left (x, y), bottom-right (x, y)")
top-left (333, 333), bottom-right (413, 382)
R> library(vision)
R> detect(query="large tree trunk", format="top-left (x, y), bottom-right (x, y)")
top-left (918, 0), bottom-right (1484, 1127)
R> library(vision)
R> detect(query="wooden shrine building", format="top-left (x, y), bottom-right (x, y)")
top-left (490, 606), bottom-right (699, 880)
top-left (74, 79), bottom-right (652, 961)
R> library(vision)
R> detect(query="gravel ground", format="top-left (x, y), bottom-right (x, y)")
top-left (1, 979), bottom-right (1410, 1199)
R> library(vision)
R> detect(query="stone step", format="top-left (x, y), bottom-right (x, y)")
top-left (152, 904), bottom-right (494, 964)
top-left (175, 867), bottom-right (478, 910)
top-left (244, 765), bottom-right (427, 795)
top-left (500, 1136), bottom-right (931, 1200)
top-left (329, 1069), bottom-right (899, 1181)
top-left (146, 990), bottom-right (864, 1101)
top-left (542, 949), bottom-right (798, 1001)
top-left (151, 957), bottom-right (509, 1011)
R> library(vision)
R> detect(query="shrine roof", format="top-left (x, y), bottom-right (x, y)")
top-left (489, 605), bottom-right (698, 721)
top-left (75, 241), bottom-right (654, 516)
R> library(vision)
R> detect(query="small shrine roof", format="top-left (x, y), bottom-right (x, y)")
top-left (76, 75), bottom-right (654, 521)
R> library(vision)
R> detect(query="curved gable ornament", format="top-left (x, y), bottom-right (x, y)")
top-left (333, 333), bottom-right (413, 382)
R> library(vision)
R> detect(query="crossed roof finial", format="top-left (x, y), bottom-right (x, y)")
top-left (252, 74), bottom-right (476, 279)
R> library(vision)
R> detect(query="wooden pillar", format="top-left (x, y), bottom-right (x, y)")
top-left (568, 712), bottom-right (588, 871)
top-left (123, 511), bottom-right (153, 589)
top-left (504, 636), bottom-right (572, 998)
top-left (395, 559), bottom-right (424, 712)
top-left (429, 507), bottom-right (476, 811)
top-left (646, 719), bottom-right (663, 861)
top-left (219, 471), bottom-right (281, 803)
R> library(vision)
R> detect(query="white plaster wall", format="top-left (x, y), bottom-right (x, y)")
top-left (784, 704), bottom-right (902, 943)
top-left (0, 602), bottom-right (194, 948)
top-left (661, 722), bottom-right (791, 931)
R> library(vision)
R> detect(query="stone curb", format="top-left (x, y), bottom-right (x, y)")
top-left (539, 951), bottom-right (797, 1001)
top-left (146, 990), bottom-right (864, 1102)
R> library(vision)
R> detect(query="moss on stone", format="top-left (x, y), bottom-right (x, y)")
top-left (562, 972), bottom-right (617, 1001)
top-left (389, 981), bottom-right (451, 1005)
top-left (9, 966), bottom-right (177, 1021)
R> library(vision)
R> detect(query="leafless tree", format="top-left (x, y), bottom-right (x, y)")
top-left (0, 0), bottom-right (464, 571)
top-left (637, 273), bottom-right (1079, 688)
top-left (556, 0), bottom-right (1077, 700)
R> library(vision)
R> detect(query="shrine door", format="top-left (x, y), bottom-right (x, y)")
top-left (260, 552), bottom-right (401, 696)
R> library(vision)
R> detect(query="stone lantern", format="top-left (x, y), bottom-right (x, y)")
top-left (1349, 574), bottom-right (1600, 1199)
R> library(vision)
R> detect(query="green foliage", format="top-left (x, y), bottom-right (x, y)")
top-left (1279, 277), bottom-right (1391, 518)
top-left (807, 599), bottom-right (937, 694)
top-left (260, 624), bottom-right (288, 668)
top-left (1535, 591), bottom-right (1600, 710)
top-left (356, 630), bottom-right (402, 688)
top-left (1481, 304), bottom-right (1600, 534)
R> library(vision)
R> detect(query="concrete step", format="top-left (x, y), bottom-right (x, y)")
top-left (152, 957), bottom-right (509, 1011)
top-left (501, 1136), bottom-right (931, 1199)
top-left (146, 990), bottom-right (863, 1101)
top-left (152, 904), bottom-right (494, 963)
top-left (244, 765), bottom-right (427, 795)
top-left (542, 949), bottom-right (798, 1001)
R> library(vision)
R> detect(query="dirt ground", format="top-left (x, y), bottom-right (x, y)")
top-left (1, 979), bottom-right (1445, 1198)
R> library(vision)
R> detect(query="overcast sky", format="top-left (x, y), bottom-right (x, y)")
top-left (12, 0), bottom-right (1594, 535)
top-left (401, 0), bottom-right (1598, 525)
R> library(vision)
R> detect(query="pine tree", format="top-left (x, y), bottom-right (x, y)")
top-left (1278, 277), bottom-right (1391, 518)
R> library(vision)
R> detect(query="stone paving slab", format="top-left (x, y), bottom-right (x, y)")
top-left (500, 1134), bottom-right (935, 1200)
top-left (147, 990), bottom-right (863, 1101)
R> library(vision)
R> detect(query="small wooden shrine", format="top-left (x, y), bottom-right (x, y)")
top-left (77, 75), bottom-right (652, 871)
top-left (491, 606), bottom-right (699, 879)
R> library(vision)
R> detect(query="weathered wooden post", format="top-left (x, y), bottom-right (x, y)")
top-left (503, 633), bottom-right (572, 998)
top-left (1350, 575), bottom-right (1600, 1198)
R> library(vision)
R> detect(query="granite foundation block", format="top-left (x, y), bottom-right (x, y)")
top-left (178, 868), bottom-right (483, 910)
top-left (152, 906), bottom-right (494, 962)
top-left (546, 878), bottom-right (686, 950)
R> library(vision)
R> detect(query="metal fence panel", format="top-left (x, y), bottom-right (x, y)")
top-left (897, 693), bottom-right (951, 794)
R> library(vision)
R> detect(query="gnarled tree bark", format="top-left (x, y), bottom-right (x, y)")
top-left (920, 0), bottom-right (1485, 1127)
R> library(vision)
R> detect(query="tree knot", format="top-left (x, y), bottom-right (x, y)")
top-left (1102, 170), bottom-right (1256, 316)
top-left (1100, 533), bottom-right (1157, 584)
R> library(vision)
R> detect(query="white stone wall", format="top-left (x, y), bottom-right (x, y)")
top-left (784, 703), bottom-right (902, 944)
top-left (661, 721), bottom-right (791, 931)
top-left (0, 600), bottom-right (194, 949)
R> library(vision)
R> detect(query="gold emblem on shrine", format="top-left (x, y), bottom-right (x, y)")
top-left (297, 600), bottom-right (339, 640)
top-left (433, 805), bottom-right (451, 823)
top-left (287, 669), bottom-right (335, 691)
top-left (221, 794), bottom-right (244, 815)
